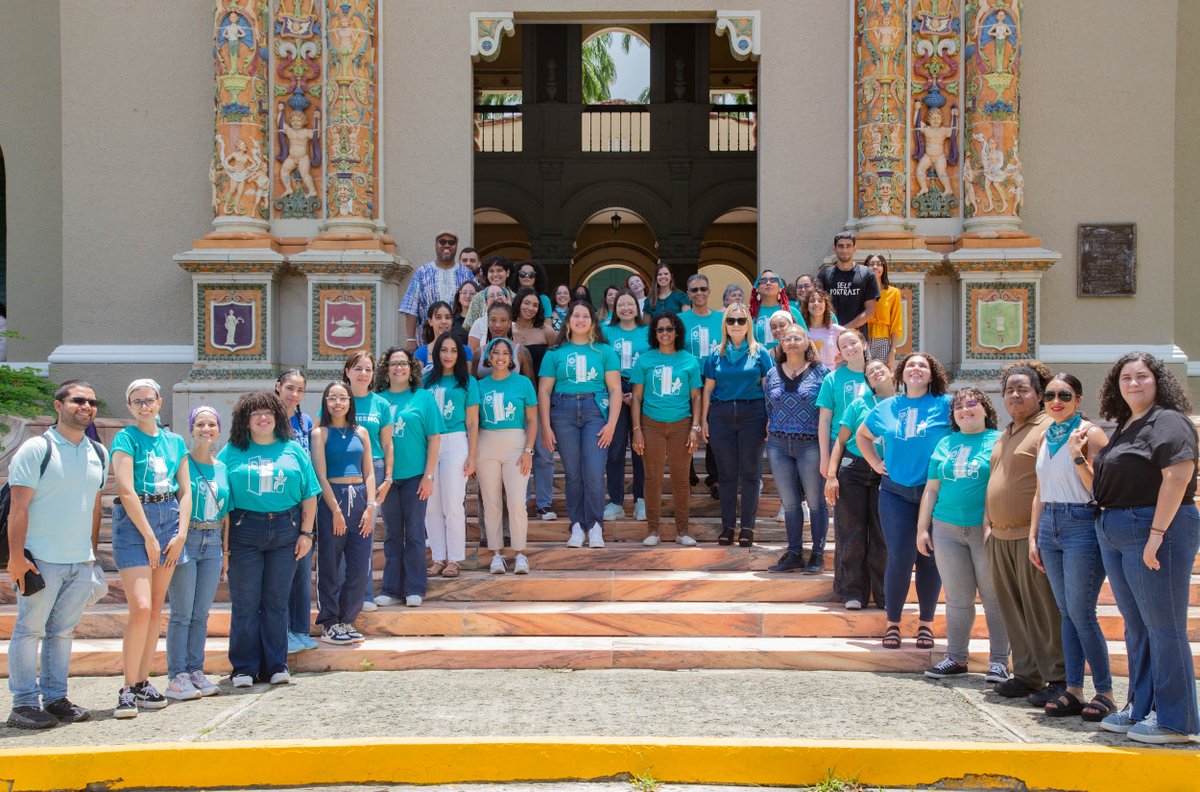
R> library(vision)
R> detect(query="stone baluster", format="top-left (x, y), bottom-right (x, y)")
top-left (324, 0), bottom-right (379, 237)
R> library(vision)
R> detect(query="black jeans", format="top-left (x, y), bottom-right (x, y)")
top-left (833, 453), bottom-right (886, 607)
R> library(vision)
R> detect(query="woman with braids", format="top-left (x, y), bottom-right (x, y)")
top-left (1087, 352), bottom-right (1199, 743)
top-left (856, 353), bottom-right (951, 650)
top-left (219, 391), bottom-right (320, 688)
top-left (749, 269), bottom-right (805, 346)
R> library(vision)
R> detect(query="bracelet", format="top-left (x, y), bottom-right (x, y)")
top-left (1150, 527), bottom-right (1167, 535)
top-left (632, 425), bottom-right (641, 431)
top-left (299, 531), bottom-right (313, 538)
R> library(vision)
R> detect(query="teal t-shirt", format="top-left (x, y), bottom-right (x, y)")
top-left (864, 392), bottom-right (954, 487)
top-left (110, 425), bottom-right (188, 496)
top-left (754, 305), bottom-right (807, 348)
top-left (817, 366), bottom-right (869, 437)
top-left (680, 309), bottom-right (723, 360)
top-left (479, 374), bottom-right (538, 430)
top-left (388, 388), bottom-right (446, 480)
top-left (425, 375), bottom-right (481, 434)
top-left (218, 440), bottom-right (321, 513)
top-left (606, 324), bottom-right (651, 378)
top-left (631, 349), bottom-right (702, 424)
top-left (354, 392), bottom-right (393, 460)
top-left (927, 429), bottom-right (1001, 527)
top-left (538, 342), bottom-right (620, 394)
top-left (839, 392), bottom-right (883, 458)
top-left (646, 290), bottom-right (690, 318)
top-left (189, 457), bottom-right (231, 523)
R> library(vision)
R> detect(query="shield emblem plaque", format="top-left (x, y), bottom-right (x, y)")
top-left (323, 297), bottom-right (367, 351)
top-left (977, 296), bottom-right (1022, 352)
top-left (210, 299), bottom-right (256, 352)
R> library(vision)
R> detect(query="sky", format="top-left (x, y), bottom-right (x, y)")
top-left (607, 35), bottom-right (650, 101)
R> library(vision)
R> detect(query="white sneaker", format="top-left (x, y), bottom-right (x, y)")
top-left (603, 503), bottom-right (625, 520)
top-left (514, 553), bottom-right (530, 574)
top-left (490, 553), bottom-right (507, 574)
top-left (567, 523), bottom-right (585, 548)
top-left (372, 595), bottom-right (398, 607)
top-left (189, 670), bottom-right (220, 697)
top-left (775, 506), bottom-right (785, 522)
top-left (537, 507), bottom-right (557, 521)
top-left (405, 595), bottom-right (423, 607)
top-left (676, 535), bottom-right (697, 546)
top-left (231, 674), bottom-right (254, 689)
top-left (321, 624), bottom-right (354, 645)
top-left (634, 499), bottom-right (646, 520)
top-left (165, 672), bottom-right (202, 701)
top-left (985, 662), bottom-right (1012, 684)
top-left (844, 599), bottom-right (863, 611)
top-left (268, 670), bottom-right (291, 685)
top-left (587, 522), bottom-right (605, 548)
top-left (643, 534), bottom-right (660, 546)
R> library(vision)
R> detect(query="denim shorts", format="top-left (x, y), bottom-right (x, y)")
top-left (112, 498), bottom-right (185, 569)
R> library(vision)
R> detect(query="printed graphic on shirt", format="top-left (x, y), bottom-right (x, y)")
top-left (196, 479), bottom-right (224, 521)
top-left (483, 390), bottom-right (518, 423)
top-left (949, 444), bottom-right (982, 480)
top-left (613, 339), bottom-right (639, 371)
top-left (144, 452), bottom-right (170, 494)
top-left (247, 458), bottom-right (287, 495)
top-left (897, 407), bottom-right (929, 439)
top-left (392, 415), bottom-right (407, 438)
top-left (566, 352), bottom-right (599, 384)
top-left (689, 326), bottom-right (714, 357)
top-left (431, 387), bottom-right (456, 420)
top-left (650, 365), bottom-right (684, 397)
top-left (844, 379), bottom-right (866, 404)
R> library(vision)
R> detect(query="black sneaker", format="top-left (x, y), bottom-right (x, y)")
top-left (114, 686), bottom-right (138, 719)
top-left (44, 698), bottom-right (90, 723)
top-left (924, 658), bottom-right (969, 679)
top-left (6, 706), bottom-right (59, 730)
top-left (134, 680), bottom-right (168, 710)
top-left (993, 677), bottom-right (1039, 698)
top-left (768, 551), bottom-right (807, 573)
top-left (1028, 682), bottom-right (1065, 708)
top-left (802, 551), bottom-right (824, 575)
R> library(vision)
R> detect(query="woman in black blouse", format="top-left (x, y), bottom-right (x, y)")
top-left (1084, 352), bottom-right (1199, 744)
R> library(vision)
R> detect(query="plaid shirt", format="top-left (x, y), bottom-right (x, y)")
top-left (399, 262), bottom-right (475, 333)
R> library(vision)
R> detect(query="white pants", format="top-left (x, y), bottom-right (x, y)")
top-left (426, 430), bottom-right (469, 563)
top-left (476, 429), bottom-right (530, 552)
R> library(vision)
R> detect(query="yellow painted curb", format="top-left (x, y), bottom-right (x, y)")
top-left (1, 737), bottom-right (1197, 791)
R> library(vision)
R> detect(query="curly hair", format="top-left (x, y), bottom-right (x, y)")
top-left (228, 391), bottom-right (293, 450)
top-left (514, 259), bottom-right (548, 296)
top-left (373, 346), bottom-right (406, 391)
top-left (317, 381), bottom-right (358, 428)
top-left (800, 289), bottom-right (836, 329)
top-left (1098, 351), bottom-right (1193, 423)
top-left (648, 311), bottom-right (685, 351)
top-left (772, 325), bottom-right (818, 366)
top-left (1000, 360), bottom-right (1052, 395)
top-left (950, 387), bottom-right (999, 431)
top-left (893, 352), bottom-right (950, 396)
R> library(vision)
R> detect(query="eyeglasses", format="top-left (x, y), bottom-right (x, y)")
top-left (66, 397), bottom-right (99, 407)
top-left (250, 410), bottom-right (275, 419)
top-left (1045, 389), bottom-right (1075, 403)
top-left (129, 398), bottom-right (159, 409)
top-left (436, 238), bottom-right (456, 246)
top-left (725, 317), bottom-right (748, 326)
top-left (782, 335), bottom-right (807, 344)
top-left (797, 283), bottom-right (814, 291)
top-left (518, 270), bottom-right (536, 278)
top-left (388, 361), bottom-right (411, 369)
top-left (954, 399), bottom-right (980, 411)
top-left (326, 395), bottom-right (351, 403)
top-left (688, 286), bottom-right (709, 293)
top-left (655, 326), bottom-right (676, 334)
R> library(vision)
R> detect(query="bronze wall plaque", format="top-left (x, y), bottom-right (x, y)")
top-left (1078, 223), bottom-right (1136, 297)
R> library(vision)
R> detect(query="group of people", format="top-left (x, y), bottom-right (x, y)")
top-left (5, 230), bottom-right (1197, 746)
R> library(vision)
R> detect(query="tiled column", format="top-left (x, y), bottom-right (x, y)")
top-left (271, 0), bottom-right (324, 220)
top-left (324, 0), bottom-right (379, 237)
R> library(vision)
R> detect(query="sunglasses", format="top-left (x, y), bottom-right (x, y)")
top-left (688, 286), bottom-right (709, 293)
top-left (954, 399), bottom-right (980, 411)
top-left (725, 317), bottom-right (748, 326)
top-left (655, 326), bottom-right (676, 334)
top-left (436, 238), bottom-right (457, 246)
top-left (518, 270), bottom-right (536, 277)
top-left (758, 277), bottom-right (781, 286)
top-left (66, 397), bottom-right (99, 407)
top-left (1044, 389), bottom-right (1076, 403)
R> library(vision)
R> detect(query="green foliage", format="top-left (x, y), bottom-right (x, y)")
top-left (809, 769), bottom-right (877, 792)
top-left (0, 365), bottom-right (55, 424)
top-left (582, 33), bottom-right (618, 104)
top-left (628, 770), bottom-right (661, 792)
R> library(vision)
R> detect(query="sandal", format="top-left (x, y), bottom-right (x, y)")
top-left (441, 561), bottom-right (460, 578)
top-left (1081, 693), bottom-right (1117, 722)
top-left (737, 529), bottom-right (753, 547)
top-left (427, 561), bottom-right (445, 577)
top-left (1045, 690), bottom-right (1085, 718)
top-left (915, 625), bottom-right (935, 649)
top-left (717, 528), bottom-right (735, 546)
top-left (882, 625), bottom-right (901, 649)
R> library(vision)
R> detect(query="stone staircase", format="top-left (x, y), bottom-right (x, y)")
top-left (2, 441), bottom-right (1198, 679)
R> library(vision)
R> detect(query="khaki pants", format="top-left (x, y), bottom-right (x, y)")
top-left (641, 415), bottom-right (693, 536)
top-left (476, 429), bottom-right (530, 553)
top-left (987, 535), bottom-right (1066, 687)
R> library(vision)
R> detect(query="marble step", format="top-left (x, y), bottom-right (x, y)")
top-left (0, 635), bottom-right (1192, 678)
top-left (3, 602), bottom-right (1190, 643)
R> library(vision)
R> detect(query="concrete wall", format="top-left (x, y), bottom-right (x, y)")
top-left (1175, 0), bottom-right (1200, 399)
top-left (0, 1), bottom-right (63, 361)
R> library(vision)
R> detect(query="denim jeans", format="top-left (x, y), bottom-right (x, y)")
top-left (832, 453), bottom-right (886, 606)
top-left (316, 482), bottom-right (372, 627)
top-left (1097, 503), bottom-right (1200, 735)
top-left (1037, 502), bottom-right (1112, 692)
top-left (227, 507), bottom-right (300, 680)
top-left (7, 559), bottom-right (93, 708)
top-left (550, 393), bottom-right (608, 530)
top-left (932, 519), bottom-right (1009, 665)
top-left (878, 477), bottom-right (941, 623)
top-left (166, 526), bottom-right (224, 677)
top-left (707, 399), bottom-right (767, 532)
top-left (606, 386), bottom-right (644, 507)
top-left (528, 419), bottom-right (554, 510)
top-left (380, 475), bottom-right (428, 598)
top-left (766, 434), bottom-right (828, 555)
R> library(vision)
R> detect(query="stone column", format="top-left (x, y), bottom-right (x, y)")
top-left (961, 0), bottom-right (1024, 237)
top-left (271, 0), bottom-right (323, 220)
top-left (909, 0), bottom-right (962, 220)
top-left (211, 0), bottom-right (271, 236)
top-left (324, 0), bottom-right (379, 238)
top-left (852, 0), bottom-right (910, 239)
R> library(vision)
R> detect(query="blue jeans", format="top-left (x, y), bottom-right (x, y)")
top-left (1037, 502), bottom-right (1112, 692)
top-left (7, 559), bottom-right (93, 708)
top-left (767, 434), bottom-right (828, 554)
top-left (111, 499), bottom-right (185, 569)
top-left (878, 477), bottom-right (941, 623)
top-left (166, 526), bottom-right (224, 677)
top-left (317, 482), bottom-right (372, 626)
top-left (380, 475), bottom-right (427, 598)
top-left (529, 419), bottom-right (554, 510)
top-left (606, 386), bottom-right (645, 507)
top-left (550, 393), bottom-right (608, 530)
top-left (227, 507), bottom-right (300, 680)
top-left (1097, 503), bottom-right (1200, 735)
top-left (708, 399), bottom-right (767, 532)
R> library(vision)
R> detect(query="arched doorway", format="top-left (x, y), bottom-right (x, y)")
top-left (473, 208), bottom-right (531, 262)
top-left (573, 208), bottom-right (657, 296)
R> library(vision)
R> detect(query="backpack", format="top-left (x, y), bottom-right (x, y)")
top-left (0, 434), bottom-right (108, 566)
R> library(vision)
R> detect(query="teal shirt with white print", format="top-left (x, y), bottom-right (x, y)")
top-left (478, 374), bottom-right (539, 431)
top-left (218, 440), bottom-right (321, 513)
top-left (538, 342), bottom-right (620, 394)
top-left (839, 392), bottom-right (882, 458)
top-left (387, 388), bottom-right (446, 480)
top-left (188, 458), bottom-right (230, 523)
top-left (353, 392), bottom-right (392, 460)
top-left (630, 349), bottom-right (701, 424)
top-left (816, 366), bottom-right (869, 438)
top-left (110, 425), bottom-right (188, 496)
top-left (680, 309), bottom-right (723, 359)
top-left (927, 429), bottom-right (1000, 527)
top-left (425, 375), bottom-right (480, 434)
top-left (606, 324), bottom-right (651, 378)
top-left (753, 305), bottom-right (807, 349)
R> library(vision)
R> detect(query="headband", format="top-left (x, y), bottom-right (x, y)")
top-left (188, 406), bottom-right (221, 432)
top-left (126, 378), bottom-right (161, 401)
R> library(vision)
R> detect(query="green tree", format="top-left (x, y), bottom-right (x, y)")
top-left (582, 33), bottom-right (618, 104)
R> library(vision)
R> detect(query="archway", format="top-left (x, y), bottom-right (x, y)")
top-left (473, 208), bottom-right (531, 263)
top-left (572, 208), bottom-right (657, 294)
top-left (699, 207), bottom-right (757, 285)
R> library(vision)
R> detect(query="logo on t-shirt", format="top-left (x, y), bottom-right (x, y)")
top-left (143, 452), bottom-right (169, 494)
top-left (843, 380), bottom-right (866, 404)
top-left (484, 390), bottom-right (517, 423)
top-left (392, 415), bottom-right (407, 438)
top-left (650, 365), bottom-right (683, 397)
top-left (950, 444), bottom-right (982, 480)
top-left (431, 387), bottom-right (456, 420)
top-left (247, 458), bottom-right (286, 495)
top-left (566, 352), bottom-right (598, 383)
top-left (197, 479), bottom-right (224, 521)
top-left (689, 326), bottom-right (712, 357)
top-left (896, 408), bottom-right (929, 439)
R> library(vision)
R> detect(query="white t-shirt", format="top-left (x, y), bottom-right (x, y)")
top-left (468, 315), bottom-right (489, 346)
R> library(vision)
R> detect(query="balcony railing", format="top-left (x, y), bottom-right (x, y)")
top-left (710, 103), bottom-right (757, 152)
top-left (581, 104), bottom-right (650, 152)
top-left (474, 104), bottom-right (522, 152)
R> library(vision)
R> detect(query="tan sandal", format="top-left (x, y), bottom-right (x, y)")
top-left (441, 561), bottom-right (460, 578)
top-left (427, 561), bottom-right (445, 577)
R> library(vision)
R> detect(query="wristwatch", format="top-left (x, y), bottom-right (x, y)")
top-left (1072, 455), bottom-right (1087, 465)
top-left (299, 531), bottom-right (313, 537)
top-left (524, 447), bottom-right (534, 455)
top-left (424, 473), bottom-right (434, 480)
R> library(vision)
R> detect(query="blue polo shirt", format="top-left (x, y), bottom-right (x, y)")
top-left (703, 342), bottom-right (773, 401)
